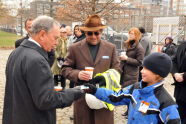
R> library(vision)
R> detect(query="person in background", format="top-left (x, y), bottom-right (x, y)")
top-left (119, 27), bottom-right (144, 117)
top-left (67, 25), bottom-right (86, 88)
top-left (138, 27), bottom-right (153, 81)
top-left (73, 25), bottom-right (86, 43)
top-left (3, 16), bottom-right (84, 124)
top-left (120, 27), bottom-right (144, 87)
top-left (60, 24), bottom-right (66, 28)
top-left (67, 25), bottom-right (77, 47)
top-left (161, 36), bottom-right (177, 59)
top-left (15, 18), bottom-right (33, 48)
top-left (62, 14), bottom-right (121, 124)
top-left (85, 52), bottom-right (181, 124)
top-left (15, 18), bottom-right (55, 67)
top-left (171, 41), bottom-right (186, 124)
top-left (51, 27), bottom-right (68, 89)
top-left (66, 25), bottom-right (73, 37)
top-left (67, 25), bottom-right (86, 48)
top-left (138, 27), bottom-right (152, 57)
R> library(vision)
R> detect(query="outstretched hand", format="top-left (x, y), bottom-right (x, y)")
top-left (83, 83), bottom-right (97, 95)
top-left (109, 94), bottom-right (125, 102)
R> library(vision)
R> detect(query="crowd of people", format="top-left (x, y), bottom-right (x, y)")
top-left (2, 14), bottom-right (186, 124)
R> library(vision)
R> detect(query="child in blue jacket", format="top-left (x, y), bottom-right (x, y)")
top-left (85, 52), bottom-right (180, 124)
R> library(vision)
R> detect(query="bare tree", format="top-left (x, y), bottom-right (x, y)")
top-left (55, 0), bottom-right (125, 22)
top-left (0, 0), bottom-right (9, 18)
top-left (0, 0), bottom-right (16, 27)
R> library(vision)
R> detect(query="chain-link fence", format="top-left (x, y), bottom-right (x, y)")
top-left (104, 15), bottom-right (186, 52)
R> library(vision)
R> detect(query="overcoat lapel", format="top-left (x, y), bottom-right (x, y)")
top-left (79, 39), bottom-right (107, 66)
top-left (79, 39), bottom-right (94, 65)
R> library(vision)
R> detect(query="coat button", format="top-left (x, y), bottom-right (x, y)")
top-left (139, 97), bottom-right (142, 100)
top-left (132, 117), bottom-right (135, 120)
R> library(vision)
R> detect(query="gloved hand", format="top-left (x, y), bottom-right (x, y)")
top-left (83, 83), bottom-right (97, 95)
top-left (57, 57), bottom-right (64, 68)
top-left (108, 94), bottom-right (125, 102)
top-left (71, 86), bottom-right (85, 100)
top-left (89, 76), bottom-right (106, 87)
top-left (58, 87), bottom-right (84, 108)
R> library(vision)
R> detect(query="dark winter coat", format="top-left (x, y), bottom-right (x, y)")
top-left (161, 43), bottom-right (177, 59)
top-left (120, 42), bottom-right (144, 87)
top-left (172, 42), bottom-right (186, 102)
top-left (74, 33), bottom-right (86, 43)
top-left (3, 40), bottom-right (83, 124)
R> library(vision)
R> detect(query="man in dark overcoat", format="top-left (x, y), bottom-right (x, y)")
top-left (15, 18), bottom-right (55, 67)
top-left (3, 16), bottom-right (83, 124)
top-left (172, 41), bottom-right (186, 123)
top-left (62, 14), bottom-right (121, 124)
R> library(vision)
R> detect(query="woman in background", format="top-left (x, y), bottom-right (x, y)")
top-left (119, 27), bottom-right (144, 117)
top-left (120, 27), bottom-right (144, 87)
top-left (67, 25), bottom-right (85, 47)
top-left (161, 36), bottom-right (177, 59)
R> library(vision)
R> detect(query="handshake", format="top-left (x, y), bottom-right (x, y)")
top-left (80, 76), bottom-right (106, 94)
top-left (82, 83), bottom-right (126, 103)
top-left (81, 76), bottom-right (125, 102)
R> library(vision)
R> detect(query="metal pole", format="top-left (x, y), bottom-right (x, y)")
top-left (50, 0), bottom-right (53, 17)
top-left (20, 0), bottom-right (23, 36)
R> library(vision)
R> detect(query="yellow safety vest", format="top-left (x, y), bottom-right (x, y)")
top-left (94, 69), bottom-right (121, 111)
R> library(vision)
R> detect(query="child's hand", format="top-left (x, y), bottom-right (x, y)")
top-left (109, 94), bottom-right (125, 102)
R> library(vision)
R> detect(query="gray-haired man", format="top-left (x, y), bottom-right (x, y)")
top-left (3, 16), bottom-right (84, 124)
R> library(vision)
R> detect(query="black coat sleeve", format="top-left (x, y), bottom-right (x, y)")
top-left (25, 57), bottom-right (83, 110)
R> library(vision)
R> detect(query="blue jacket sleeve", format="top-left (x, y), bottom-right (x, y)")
top-left (94, 85), bottom-right (133, 106)
top-left (159, 105), bottom-right (181, 124)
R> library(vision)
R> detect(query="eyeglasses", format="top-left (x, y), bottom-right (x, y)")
top-left (87, 31), bottom-right (100, 36)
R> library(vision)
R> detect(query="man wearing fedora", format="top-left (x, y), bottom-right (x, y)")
top-left (62, 15), bottom-right (121, 124)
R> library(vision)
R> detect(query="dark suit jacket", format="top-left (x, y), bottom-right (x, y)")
top-left (3, 40), bottom-right (81, 124)
top-left (62, 39), bottom-right (121, 84)
top-left (15, 35), bottom-right (55, 67)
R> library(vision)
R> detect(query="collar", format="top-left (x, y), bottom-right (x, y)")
top-left (21, 39), bottom-right (48, 61)
top-left (139, 80), bottom-right (164, 94)
top-left (28, 37), bottom-right (41, 47)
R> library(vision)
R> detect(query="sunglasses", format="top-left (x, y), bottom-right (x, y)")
top-left (87, 31), bottom-right (100, 36)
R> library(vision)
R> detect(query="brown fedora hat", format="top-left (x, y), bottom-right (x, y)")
top-left (80, 14), bottom-right (107, 31)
